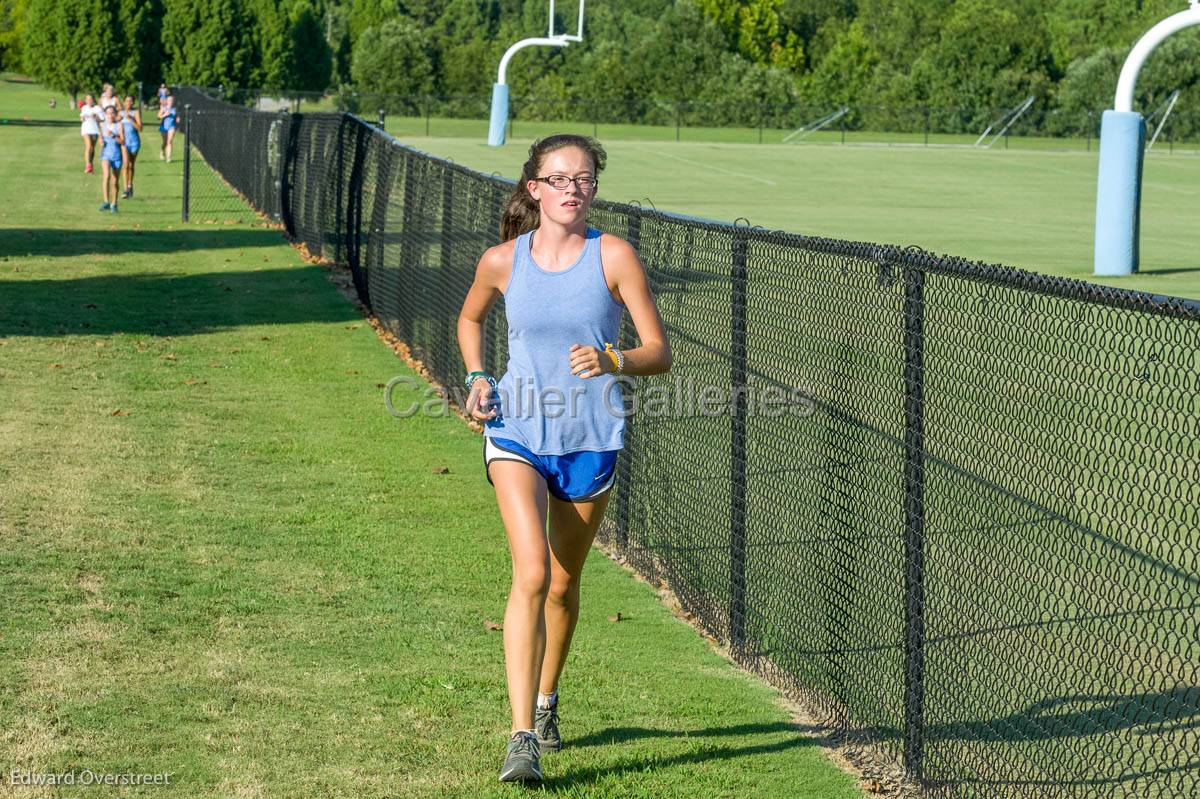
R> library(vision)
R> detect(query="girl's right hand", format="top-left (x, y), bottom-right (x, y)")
top-left (468, 377), bottom-right (498, 421)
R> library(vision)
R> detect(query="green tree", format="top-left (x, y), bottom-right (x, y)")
top-left (23, 0), bottom-right (122, 98)
top-left (116, 0), bottom-right (164, 95)
top-left (350, 18), bottom-right (433, 112)
top-left (907, 0), bottom-right (1054, 131)
top-left (698, 0), bottom-right (804, 71)
top-left (249, 0), bottom-right (291, 88)
top-left (0, 0), bottom-right (31, 71)
top-left (289, 1), bottom-right (333, 91)
top-left (163, 0), bottom-right (255, 88)
top-left (802, 18), bottom-right (877, 109)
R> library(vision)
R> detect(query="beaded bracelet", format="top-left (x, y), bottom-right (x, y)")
top-left (464, 370), bottom-right (495, 392)
top-left (603, 342), bottom-right (624, 374)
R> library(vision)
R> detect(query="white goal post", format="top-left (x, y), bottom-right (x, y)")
top-left (487, 1), bottom-right (585, 146)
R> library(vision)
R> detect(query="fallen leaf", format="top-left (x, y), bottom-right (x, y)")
top-left (111, 409), bottom-right (129, 417)
top-left (183, 379), bottom-right (206, 386)
top-left (260, 336), bottom-right (271, 341)
top-left (163, 353), bottom-right (177, 361)
top-left (346, 369), bottom-right (360, 376)
top-left (484, 620), bottom-right (503, 631)
top-left (607, 612), bottom-right (623, 623)
top-left (230, 348), bottom-right (241, 354)
top-left (432, 466), bottom-right (450, 474)
top-left (863, 779), bottom-right (882, 793)
top-left (48, 363), bottom-right (64, 369)
top-left (345, 324), bottom-right (360, 330)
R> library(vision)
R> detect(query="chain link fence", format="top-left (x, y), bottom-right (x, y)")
top-left (177, 85), bottom-right (1200, 798)
top-left (185, 84), bottom-right (1200, 152)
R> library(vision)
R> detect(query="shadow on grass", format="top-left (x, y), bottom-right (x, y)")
top-left (0, 227), bottom-right (282, 258)
top-left (547, 721), bottom-right (838, 789)
top-left (1141, 267), bottom-right (1200, 275)
top-left (554, 687), bottom-right (1199, 790)
top-left (0, 265), bottom-right (359, 336)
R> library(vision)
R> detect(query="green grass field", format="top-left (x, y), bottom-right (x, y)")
top-left (0, 81), bottom-right (866, 797)
top-left (8, 74), bottom-right (1199, 299)
top-left (391, 134), bottom-right (1200, 300)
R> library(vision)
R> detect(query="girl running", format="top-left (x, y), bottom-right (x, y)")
top-left (119, 95), bottom-right (142, 198)
top-left (457, 135), bottom-right (673, 784)
top-left (79, 94), bottom-right (103, 174)
top-left (98, 105), bottom-right (124, 213)
top-left (99, 83), bottom-right (118, 113)
top-left (157, 94), bottom-right (177, 162)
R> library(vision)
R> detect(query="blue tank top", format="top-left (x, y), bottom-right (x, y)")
top-left (122, 112), bottom-right (140, 148)
top-left (100, 122), bottom-right (121, 161)
top-left (483, 226), bottom-right (627, 455)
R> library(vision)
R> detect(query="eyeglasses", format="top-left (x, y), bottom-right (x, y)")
top-left (534, 174), bottom-right (598, 191)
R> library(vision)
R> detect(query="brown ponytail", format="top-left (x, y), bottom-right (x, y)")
top-left (499, 134), bottom-right (607, 242)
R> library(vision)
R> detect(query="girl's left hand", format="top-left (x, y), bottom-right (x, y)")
top-left (568, 343), bottom-right (609, 378)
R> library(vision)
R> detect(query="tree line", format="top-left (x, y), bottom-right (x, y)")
top-left (4, 1), bottom-right (1200, 136)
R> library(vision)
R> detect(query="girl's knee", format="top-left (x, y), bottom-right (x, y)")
top-left (512, 565), bottom-right (550, 599)
top-left (546, 578), bottom-right (579, 607)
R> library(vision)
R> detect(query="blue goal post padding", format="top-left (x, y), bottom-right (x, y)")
top-left (488, 83), bottom-right (509, 147)
top-left (1093, 110), bottom-right (1146, 276)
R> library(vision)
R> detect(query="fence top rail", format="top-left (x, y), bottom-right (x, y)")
top-left (182, 87), bottom-right (1200, 323)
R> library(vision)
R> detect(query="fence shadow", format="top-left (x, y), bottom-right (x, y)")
top-left (0, 265), bottom-right (359, 337)
top-left (545, 722), bottom-right (834, 790)
top-left (0, 227), bottom-right (281, 259)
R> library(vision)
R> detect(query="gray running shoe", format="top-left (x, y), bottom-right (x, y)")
top-left (498, 730), bottom-right (542, 783)
top-left (535, 700), bottom-right (561, 752)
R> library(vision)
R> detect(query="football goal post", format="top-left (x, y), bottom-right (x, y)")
top-left (1094, 1), bottom-right (1200, 275)
top-left (487, 1), bottom-right (585, 147)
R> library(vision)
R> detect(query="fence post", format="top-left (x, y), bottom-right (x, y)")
top-left (278, 109), bottom-right (295, 232)
top-left (378, 108), bottom-right (385, 130)
top-left (902, 259), bottom-right (928, 782)
top-left (924, 107), bottom-right (930, 147)
top-left (439, 166), bottom-right (455, 358)
top-left (615, 213), bottom-right (642, 552)
top-left (334, 118), bottom-right (346, 264)
top-left (675, 101), bottom-right (681, 142)
top-left (729, 234), bottom-right (749, 655)
top-left (426, 97), bottom-right (431, 137)
top-left (181, 105), bottom-right (191, 222)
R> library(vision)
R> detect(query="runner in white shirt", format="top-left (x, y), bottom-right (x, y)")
top-left (79, 94), bottom-right (103, 174)
top-left (99, 83), bottom-right (118, 112)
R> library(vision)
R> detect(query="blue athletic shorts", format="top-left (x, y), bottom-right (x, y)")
top-left (484, 435), bottom-right (618, 502)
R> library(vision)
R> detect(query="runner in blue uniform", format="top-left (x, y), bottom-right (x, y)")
top-left (98, 105), bottom-right (124, 213)
top-left (157, 94), bottom-right (177, 162)
top-left (457, 135), bottom-right (673, 784)
top-left (120, 95), bottom-right (142, 199)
